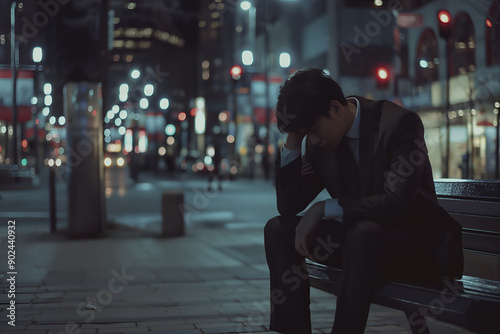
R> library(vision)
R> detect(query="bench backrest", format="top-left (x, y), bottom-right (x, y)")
top-left (434, 179), bottom-right (500, 281)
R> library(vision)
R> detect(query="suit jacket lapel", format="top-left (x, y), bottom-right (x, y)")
top-left (307, 140), bottom-right (344, 198)
top-left (354, 96), bottom-right (381, 196)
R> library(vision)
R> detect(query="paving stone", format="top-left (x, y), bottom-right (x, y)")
top-left (195, 322), bottom-right (245, 329)
top-left (97, 328), bottom-right (150, 333)
top-left (367, 324), bottom-right (406, 331)
top-left (138, 319), bottom-right (189, 326)
top-left (81, 322), bottom-right (137, 329)
top-left (148, 330), bottom-right (201, 334)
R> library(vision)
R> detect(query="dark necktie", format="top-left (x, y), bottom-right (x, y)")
top-left (337, 136), bottom-right (361, 196)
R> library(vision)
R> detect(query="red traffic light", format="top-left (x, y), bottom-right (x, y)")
top-left (376, 67), bottom-right (389, 89)
top-left (377, 67), bottom-right (389, 80)
top-left (178, 112), bottom-right (187, 121)
top-left (438, 10), bottom-right (451, 24)
top-left (437, 10), bottom-right (452, 39)
top-left (230, 65), bottom-right (243, 80)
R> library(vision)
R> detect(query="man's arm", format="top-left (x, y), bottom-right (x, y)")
top-left (275, 133), bottom-right (325, 216)
top-left (339, 111), bottom-right (429, 225)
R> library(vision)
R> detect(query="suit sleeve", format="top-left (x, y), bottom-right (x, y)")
top-left (275, 147), bottom-right (325, 216)
top-left (339, 112), bottom-right (428, 226)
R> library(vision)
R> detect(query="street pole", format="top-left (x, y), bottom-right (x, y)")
top-left (232, 80), bottom-right (238, 157)
top-left (444, 37), bottom-right (451, 178)
top-left (496, 103), bottom-right (499, 179)
top-left (263, 0), bottom-right (271, 180)
top-left (11, 1), bottom-right (18, 166)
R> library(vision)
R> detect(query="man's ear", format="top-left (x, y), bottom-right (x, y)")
top-left (329, 100), bottom-right (342, 117)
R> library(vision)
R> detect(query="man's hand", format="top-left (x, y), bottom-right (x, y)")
top-left (295, 201), bottom-right (325, 258)
top-left (285, 131), bottom-right (307, 151)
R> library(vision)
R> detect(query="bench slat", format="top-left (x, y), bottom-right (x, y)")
top-left (463, 250), bottom-right (500, 281)
top-left (435, 179), bottom-right (500, 200)
top-left (450, 213), bottom-right (500, 234)
top-left (462, 230), bottom-right (500, 254)
top-left (438, 198), bottom-right (500, 217)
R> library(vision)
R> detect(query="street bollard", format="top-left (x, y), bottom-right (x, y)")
top-left (161, 190), bottom-right (185, 237)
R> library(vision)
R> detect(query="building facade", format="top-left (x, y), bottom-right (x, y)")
top-left (225, 0), bottom-right (499, 179)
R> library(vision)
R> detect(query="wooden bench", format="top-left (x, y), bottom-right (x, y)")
top-left (306, 179), bottom-right (500, 334)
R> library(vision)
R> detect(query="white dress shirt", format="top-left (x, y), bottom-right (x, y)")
top-left (280, 97), bottom-right (361, 219)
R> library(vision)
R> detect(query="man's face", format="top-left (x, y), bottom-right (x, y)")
top-left (306, 111), bottom-right (345, 150)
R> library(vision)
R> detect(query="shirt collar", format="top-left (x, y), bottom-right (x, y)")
top-left (345, 97), bottom-right (360, 139)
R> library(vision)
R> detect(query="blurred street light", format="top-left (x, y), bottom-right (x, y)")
top-left (131, 69), bottom-right (141, 79)
top-left (44, 83), bottom-right (52, 95)
top-left (120, 83), bottom-right (129, 92)
top-left (119, 83), bottom-right (129, 102)
top-left (159, 98), bottom-right (170, 110)
top-left (44, 95), bottom-right (53, 106)
top-left (144, 84), bottom-right (154, 96)
top-left (32, 47), bottom-right (43, 63)
top-left (375, 66), bottom-right (390, 89)
top-left (279, 52), bottom-right (291, 68)
top-left (242, 50), bottom-right (254, 66)
top-left (165, 124), bottom-right (176, 136)
top-left (240, 1), bottom-right (251, 10)
top-left (139, 98), bottom-right (149, 109)
top-left (230, 65), bottom-right (243, 80)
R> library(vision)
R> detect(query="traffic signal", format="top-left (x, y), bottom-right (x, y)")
top-left (178, 112), bottom-right (187, 122)
top-left (437, 10), bottom-right (452, 40)
top-left (376, 66), bottom-right (390, 89)
top-left (230, 65), bottom-right (243, 80)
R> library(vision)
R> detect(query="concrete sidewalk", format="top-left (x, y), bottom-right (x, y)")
top-left (0, 174), bottom-right (475, 334)
top-left (0, 223), bottom-right (475, 334)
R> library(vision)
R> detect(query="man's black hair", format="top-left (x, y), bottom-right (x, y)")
top-left (276, 68), bottom-right (347, 133)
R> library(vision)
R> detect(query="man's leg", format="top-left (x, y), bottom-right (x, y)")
top-left (331, 221), bottom-right (427, 334)
top-left (264, 216), bottom-right (344, 334)
top-left (264, 215), bottom-right (311, 334)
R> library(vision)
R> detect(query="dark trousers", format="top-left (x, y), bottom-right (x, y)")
top-left (264, 215), bottom-right (438, 334)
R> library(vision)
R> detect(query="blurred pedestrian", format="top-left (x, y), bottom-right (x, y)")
top-left (207, 136), bottom-right (223, 192)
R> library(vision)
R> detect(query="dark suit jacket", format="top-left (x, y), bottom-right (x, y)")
top-left (275, 96), bottom-right (463, 279)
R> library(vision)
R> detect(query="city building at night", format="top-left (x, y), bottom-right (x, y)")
top-left (0, 0), bottom-right (498, 181)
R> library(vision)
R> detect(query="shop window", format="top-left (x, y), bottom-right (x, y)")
top-left (450, 13), bottom-right (476, 75)
top-left (415, 28), bottom-right (439, 86)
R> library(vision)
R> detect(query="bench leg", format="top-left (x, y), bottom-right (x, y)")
top-left (404, 311), bottom-right (430, 334)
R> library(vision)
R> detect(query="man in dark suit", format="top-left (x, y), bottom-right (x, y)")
top-left (264, 68), bottom-right (463, 334)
